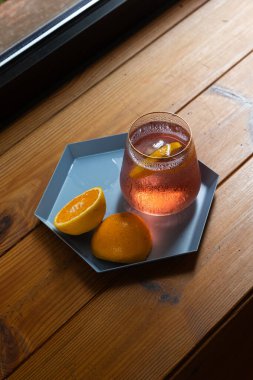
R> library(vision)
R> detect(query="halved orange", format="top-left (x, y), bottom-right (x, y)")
top-left (130, 141), bottom-right (182, 179)
top-left (54, 187), bottom-right (106, 235)
top-left (91, 212), bottom-right (152, 263)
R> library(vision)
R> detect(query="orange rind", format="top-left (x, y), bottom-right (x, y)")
top-left (130, 141), bottom-right (182, 179)
top-left (54, 187), bottom-right (106, 235)
top-left (91, 212), bottom-right (152, 263)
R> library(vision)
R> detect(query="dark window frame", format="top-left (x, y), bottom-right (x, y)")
top-left (0, 0), bottom-right (176, 122)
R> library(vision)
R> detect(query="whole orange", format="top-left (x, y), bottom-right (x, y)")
top-left (91, 212), bottom-right (152, 263)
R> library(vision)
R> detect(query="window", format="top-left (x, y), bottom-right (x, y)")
top-left (0, 0), bottom-right (176, 121)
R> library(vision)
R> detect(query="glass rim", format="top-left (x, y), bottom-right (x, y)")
top-left (127, 112), bottom-right (193, 159)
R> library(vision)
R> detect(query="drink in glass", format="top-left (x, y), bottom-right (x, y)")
top-left (120, 112), bottom-right (201, 215)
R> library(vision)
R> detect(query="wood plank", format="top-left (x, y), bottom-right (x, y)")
top-left (1, 20), bottom-right (253, 256)
top-left (0, 0), bottom-right (208, 155)
top-left (0, 225), bottom-right (115, 379)
top-left (180, 54), bottom-right (253, 180)
top-left (9, 158), bottom-right (253, 379)
top-left (169, 292), bottom-right (253, 380)
top-left (1, 52), bottom-right (253, 376)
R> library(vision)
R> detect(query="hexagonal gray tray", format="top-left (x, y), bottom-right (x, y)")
top-left (35, 133), bottom-right (219, 272)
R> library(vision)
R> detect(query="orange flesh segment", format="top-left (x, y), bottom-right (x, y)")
top-left (56, 189), bottom-right (98, 223)
top-left (130, 141), bottom-right (183, 178)
top-left (150, 142), bottom-right (182, 158)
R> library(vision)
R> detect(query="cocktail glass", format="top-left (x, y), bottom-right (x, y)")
top-left (120, 112), bottom-right (201, 215)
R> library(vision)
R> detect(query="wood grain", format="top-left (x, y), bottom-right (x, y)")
top-left (9, 158), bottom-right (253, 379)
top-left (169, 292), bottom-right (253, 380)
top-left (1, 48), bottom-right (253, 374)
top-left (2, 1), bottom-right (253, 379)
top-left (0, 0), bottom-right (208, 155)
top-left (1, 34), bottom-right (253, 256)
top-left (0, 225), bottom-right (115, 378)
top-left (180, 55), bottom-right (253, 179)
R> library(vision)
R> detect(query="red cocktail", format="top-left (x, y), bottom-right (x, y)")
top-left (120, 112), bottom-right (201, 215)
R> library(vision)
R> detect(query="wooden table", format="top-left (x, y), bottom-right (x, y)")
top-left (1, 0), bottom-right (253, 378)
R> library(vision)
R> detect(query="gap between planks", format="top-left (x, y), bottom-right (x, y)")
top-left (0, 0), bottom-right (253, 372)
top-left (7, 156), bottom-right (253, 379)
top-left (0, 0), bottom-right (210, 156)
top-left (2, 151), bottom-right (251, 261)
top-left (3, 272), bottom-right (119, 380)
top-left (1, 46), bottom-right (253, 259)
top-left (166, 287), bottom-right (253, 379)
top-left (5, 154), bottom-right (253, 379)
top-left (176, 48), bottom-right (253, 115)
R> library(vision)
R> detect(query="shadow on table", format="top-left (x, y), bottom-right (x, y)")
top-left (107, 195), bottom-right (217, 289)
top-left (37, 193), bottom-right (216, 300)
top-left (116, 194), bottom-right (198, 259)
